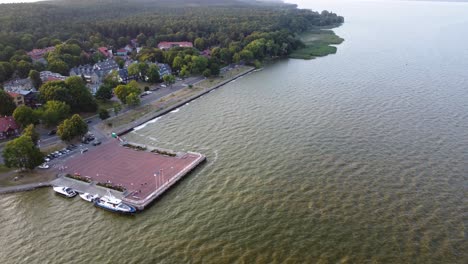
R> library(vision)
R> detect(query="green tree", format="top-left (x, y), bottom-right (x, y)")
top-left (13, 105), bottom-right (38, 128)
top-left (191, 56), bottom-right (208, 74)
top-left (65, 76), bottom-right (97, 112)
top-left (95, 84), bottom-right (113, 101)
top-left (47, 59), bottom-right (69, 76)
top-left (146, 64), bottom-right (160, 83)
top-left (126, 93), bottom-right (140, 107)
top-left (127, 63), bottom-right (140, 77)
top-left (0, 90), bottom-right (16, 116)
top-left (22, 124), bottom-right (39, 145)
top-left (194, 38), bottom-right (206, 50)
top-left (39, 81), bottom-right (72, 103)
top-left (114, 83), bottom-right (140, 104)
top-left (163, 74), bottom-right (176, 87)
top-left (113, 103), bottom-right (122, 115)
top-left (17, 60), bottom-right (33, 78)
top-left (172, 56), bottom-right (184, 72)
top-left (179, 65), bottom-right (190, 79)
top-left (203, 69), bottom-right (211, 77)
top-left (29, 70), bottom-right (42, 89)
top-left (98, 108), bottom-right (110, 120)
top-left (57, 114), bottom-right (88, 142)
top-left (138, 62), bottom-right (149, 79)
top-left (3, 135), bottom-right (44, 170)
top-left (41, 100), bottom-right (71, 127)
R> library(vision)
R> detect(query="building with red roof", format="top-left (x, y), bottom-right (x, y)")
top-left (0, 116), bottom-right (20, 140)
top-left (157, 42), bottom-right (193, 50)
top-left (98, 47), bottom-right (112, 58)
top-left (27, 46), bottom-right (56, 61)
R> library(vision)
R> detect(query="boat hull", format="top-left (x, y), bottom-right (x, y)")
top-left (53, 187), bottom-right (77, 198)
top-left (93, 200), bottom-right (137, 214)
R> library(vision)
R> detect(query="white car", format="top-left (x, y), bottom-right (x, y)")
top-left (38, 163), bottom-right (50, 169)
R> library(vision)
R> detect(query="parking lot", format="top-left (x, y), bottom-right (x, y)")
top-left (40, 132), bottom-right (102, 170)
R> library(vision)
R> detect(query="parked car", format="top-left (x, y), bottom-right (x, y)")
top-left (38, 163), bottom-right (49, 169)
top-left (92, 140), bottom-right (101, 146)
top-left (86, 120), bottom-right (92, 124)
top-left (81, 148), bottom-right (88, 154)
top-left (48, 130), bottom-right (56, 136)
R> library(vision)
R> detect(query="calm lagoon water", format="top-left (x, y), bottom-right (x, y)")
top-left (0, 0), bottom-right (467, 263)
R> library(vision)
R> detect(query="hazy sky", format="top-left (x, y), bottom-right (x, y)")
top-left (0, 0), bottom-right (466, 4)
top-left (0, 0), bottom-right (46, 3)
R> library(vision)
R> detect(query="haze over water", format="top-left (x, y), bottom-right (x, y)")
top-left (1, 0), bottom-right (467, 263)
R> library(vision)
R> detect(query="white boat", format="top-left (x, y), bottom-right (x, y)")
top-left (53, 186), bottom-right (77, 198)
top-left (94, 192), bottom-right (136, 214)
top-left (79, 193), bottom-right (99, 202)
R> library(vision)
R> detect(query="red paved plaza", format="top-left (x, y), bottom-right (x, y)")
top-left (62, 141), bottom-right (202, 201)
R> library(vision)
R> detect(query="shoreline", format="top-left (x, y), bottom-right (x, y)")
top-left (113, 66), bottom-right (256, 136)
top-left (0, 66), bottom-right (255, 194)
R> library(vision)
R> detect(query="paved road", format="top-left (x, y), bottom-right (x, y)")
top-left (1, 76), bottom-right (206, 156)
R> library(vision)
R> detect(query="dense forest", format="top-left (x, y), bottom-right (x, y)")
top-left (0, 0), bottom-right (344, 82)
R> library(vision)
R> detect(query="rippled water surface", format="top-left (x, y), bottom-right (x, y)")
top-left (1, 1), bottom-right (467, 263)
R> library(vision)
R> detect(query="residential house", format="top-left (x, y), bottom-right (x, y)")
top-left (70, 59), bottom-right (119, 94)
top-left (0, 116), bottom-right (20, 140)
top-left (40, 71), bottom-right (67, 83)
top-left (94, 60), bottom-right (119, 72)
top-left (115, 49), bottom-right (128, 56)
top-left (6, 92), bottom-right (24, 107)
top-left (27, 46), bottom-right (56, 62)
top-left (70, 65), bottom-right (95, 83)
top-left (117, 68), bottom-right (137, 84)
top-left (3, 78), bottom-right (34, 93)
top-left (18, 90), bottom-right (38, 108)
top-left (156, 63), bottom-right (172, 77)
top-left (124, 45), bottom-right (134, 53)
top-left (98, 47), bottom-right (112, 58)
top-left (157, 42), bottom-right (193, 50)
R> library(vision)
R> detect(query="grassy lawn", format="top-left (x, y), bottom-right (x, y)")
top-left (97, 99), bottom-right (119, 110)
top-left (0, 169), bottom-right (55, 187)
top-left (195, 65), bottom-right (253, 89)
top-left (0, 164), bottom-right (13, 174)
top-left (105, 104), bottom-right (157, 129)
top-left (104, 86), bottom-right (207, 132)
top-left (290, 29), bottom-right (344, 60)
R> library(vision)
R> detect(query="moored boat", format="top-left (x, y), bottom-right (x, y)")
top-left (53, 186), bottom-right (77, 198)
top-left (79, 193), bottom-right (99, 202)
top-left (94, 194), bottom-right (136, 214)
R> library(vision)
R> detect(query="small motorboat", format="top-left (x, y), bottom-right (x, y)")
top-left (94, 193), bottom-right (136, 214)
top-left (79, 193), bottom-right (99, 202)
top-left (53, 186), bottom-right (77, 198)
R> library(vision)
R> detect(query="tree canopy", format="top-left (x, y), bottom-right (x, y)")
top-left (0, 90), bottom-right (16, 116)
top-left (39, 76), bottom-right (97, 113)
top-left (13, 105), bottom-right (39, 128)
top-left (40, 100), bottom-right (71, 127)
top-left (114, 81), bottom-right (140, 104)
top-left (3, 135), bottom-right (44, 170)
top-left (57, 114), bottom-right (88, 142)
top-left (0, 0), bottom-right (343, 82)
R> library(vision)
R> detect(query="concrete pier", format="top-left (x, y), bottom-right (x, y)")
top-left (53, 141), bottom-right (205, 211)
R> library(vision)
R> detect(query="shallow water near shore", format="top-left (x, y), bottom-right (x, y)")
top-left (1, 0), bottom-right (467, 263)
